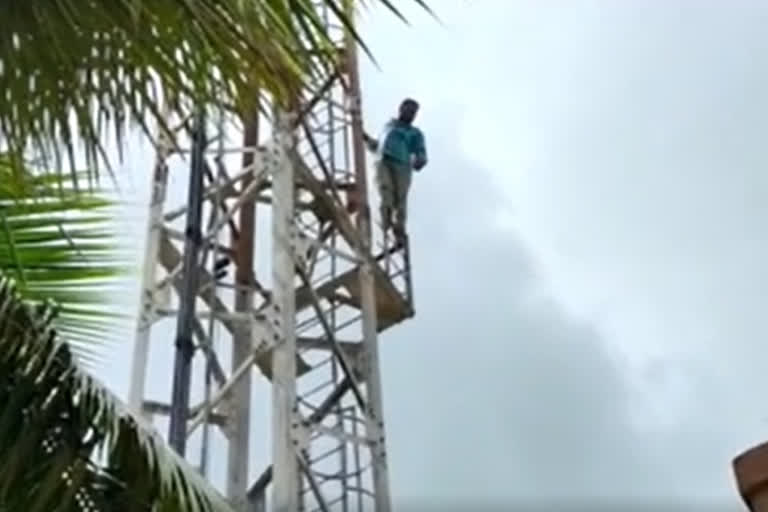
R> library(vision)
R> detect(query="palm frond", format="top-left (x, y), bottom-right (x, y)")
top-left (0, 154), bottom-right (130, 365)
top-left (0, 276), bottom-right (234, 511)
top-left (0, 0), bottom-right (432, 187)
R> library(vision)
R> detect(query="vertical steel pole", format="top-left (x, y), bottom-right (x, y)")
top-left (271, 111), bottom-right (299, 512)
top-left (129, 107), bottom-right (172, 415)
top-left (168, 111), bottom-right (207, 454)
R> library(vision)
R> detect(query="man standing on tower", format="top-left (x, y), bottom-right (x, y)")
top-left (363, 98), bottom-right (427, 243)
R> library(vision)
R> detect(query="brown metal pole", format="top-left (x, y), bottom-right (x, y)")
top-left (344, 5), bottom-right (393, 510)
top-left (346, 44), bottom-right (371, 240)
top-left (228, 104), bottom-right (259, 508)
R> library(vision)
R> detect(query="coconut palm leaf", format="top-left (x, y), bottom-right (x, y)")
top-left (0, 0), bottom-right (433, 187)
top-left (0, 154), bottom-right (130, 364)
top-left (0, 276), bottom-right (236, 512)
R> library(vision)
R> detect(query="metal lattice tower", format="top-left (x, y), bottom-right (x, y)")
top-left (127, 5), bottom-right (414, 512)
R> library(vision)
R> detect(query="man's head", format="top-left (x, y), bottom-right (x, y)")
top-left (398, 98), bottom-right (419, 125)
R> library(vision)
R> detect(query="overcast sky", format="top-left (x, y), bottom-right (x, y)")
top-left (97, 1), bottom-right (768, 509)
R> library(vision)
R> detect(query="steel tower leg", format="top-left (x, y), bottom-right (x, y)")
top-left (129, 105), bottom-right (172, 416)
top-left (271, 110), bottom-right (300, 512)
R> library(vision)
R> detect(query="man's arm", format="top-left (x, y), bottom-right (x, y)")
top-left (362, 131), bottom-right (378, 152)
top-left (411, 129), bottom-right (427, 171)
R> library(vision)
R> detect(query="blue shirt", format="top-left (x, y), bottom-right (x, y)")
top-left (377, 119), bottom-right (427, 172)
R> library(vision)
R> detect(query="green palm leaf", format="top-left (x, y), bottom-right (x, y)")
top-left (0, 0), bottom-right (433, 187)
top-left (0, 154), bottom-right (130, 365)
top-left (0, 277), bottom-right (235, 511)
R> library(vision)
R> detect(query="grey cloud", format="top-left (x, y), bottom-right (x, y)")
top-left (355, 4), bottom-right (768, 504)
top-left (378, 109), bottom-right (684, 504)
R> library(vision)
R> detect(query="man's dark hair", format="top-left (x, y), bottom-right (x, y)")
top-left (401, 98), bottom-right (419, 110)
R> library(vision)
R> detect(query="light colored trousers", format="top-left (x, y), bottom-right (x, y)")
top-left (375, 159), bottom-right (412, 232)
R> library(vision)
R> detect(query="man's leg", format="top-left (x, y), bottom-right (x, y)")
top-left (392, 170), bottom-right (412, 241)
top-left (375, 161), bottom-right (395, 231)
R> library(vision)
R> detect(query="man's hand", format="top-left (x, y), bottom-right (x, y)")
top-left (413, 155), bottom-right (427, 171)
top-left (362, 131), bottom-right (378, 152)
